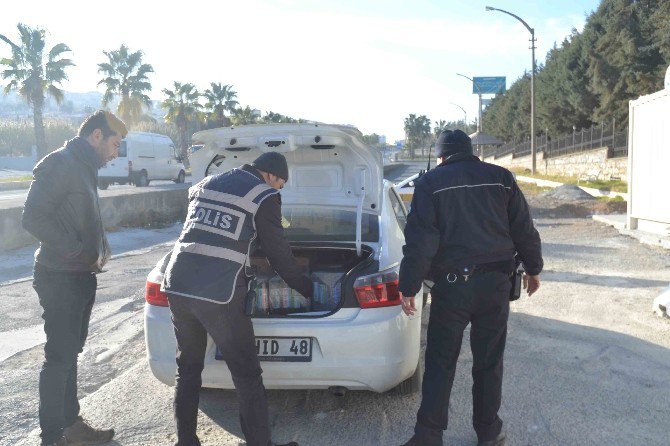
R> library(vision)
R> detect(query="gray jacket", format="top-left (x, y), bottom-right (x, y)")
top-left (22, 137), bottom-right (109, 272)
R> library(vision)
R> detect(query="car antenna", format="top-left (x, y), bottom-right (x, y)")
top-left (426, 142), bottom-right (434, 171)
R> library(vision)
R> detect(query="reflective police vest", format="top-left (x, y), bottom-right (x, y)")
top-left (162, 168), bottom-right (278, 304)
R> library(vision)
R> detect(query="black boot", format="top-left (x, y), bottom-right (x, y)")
top-left (400, 436), bottom-right (423, 446)
top-left (477, 432), bottom-right (506, 446)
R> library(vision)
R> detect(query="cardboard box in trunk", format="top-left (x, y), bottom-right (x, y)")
top-left (250, 256), bottom-right (310, 278)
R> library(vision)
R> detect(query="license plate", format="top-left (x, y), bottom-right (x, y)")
top-left (216, 337), bottom-right (312, 362)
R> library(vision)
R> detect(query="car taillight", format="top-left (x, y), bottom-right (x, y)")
top-left (128, 160), bottom-right (133, 172)
top-left (146, 281), bottom-right (169, 307)
top-left (354, 267), bottom-right (401, 308)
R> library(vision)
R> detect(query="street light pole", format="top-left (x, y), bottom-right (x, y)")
top-left (449, 102), bottom-right (467, 127)
top-left (456, 73), bottom-right (483, 133)
top-left (486, 6), bottom-right (536, 174)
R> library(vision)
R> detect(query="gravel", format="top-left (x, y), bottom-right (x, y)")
top-left (539, 184), bottom-right (596, 201)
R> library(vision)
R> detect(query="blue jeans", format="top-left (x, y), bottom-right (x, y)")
top-left (33, 264), bottom-right (97, 445)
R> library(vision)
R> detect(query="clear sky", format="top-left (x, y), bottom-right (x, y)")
top-left (2, 0), bottom-right (602, 141)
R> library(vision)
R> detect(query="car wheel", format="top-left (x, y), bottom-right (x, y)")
top-left (394, 358), bottom-right (423, 395)
top-left (98, 180), bottom-right (109, 190)
top-left (136, 171), bottom-right (149, 187)
top-left (175, 170), bottom-right (185, 184)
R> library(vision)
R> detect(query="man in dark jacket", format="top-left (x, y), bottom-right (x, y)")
top-left (22, 110), bottom-right (127, 446)
top-left (399, 130), bottom-right (542, 446)
top-left (162, 151), bottom-right (311, 446)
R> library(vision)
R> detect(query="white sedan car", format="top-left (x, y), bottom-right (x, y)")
top-left (144, 124), bottom-right (425, 394)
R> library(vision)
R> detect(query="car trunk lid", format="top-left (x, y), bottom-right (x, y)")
top-left (191, 124), bottom-right (383, 256)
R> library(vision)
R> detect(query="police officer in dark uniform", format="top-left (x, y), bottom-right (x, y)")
top-left (398, 130), bottom-right (543, 446)
top-left (162, 152), bottom-right (310, 446)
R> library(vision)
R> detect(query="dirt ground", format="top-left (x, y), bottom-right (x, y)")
top-left (522, 183), bottom-right (627, 218)
top-left (2, 181), bottom-right (669, 446)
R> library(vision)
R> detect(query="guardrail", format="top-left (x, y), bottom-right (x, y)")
top-left (483, 121), bottom-right (628, 160)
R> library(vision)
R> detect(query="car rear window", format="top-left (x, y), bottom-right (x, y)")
top-left (118, 140), bottom-right (127, 157)
top-left (281, 206), bottom-right (379, 242)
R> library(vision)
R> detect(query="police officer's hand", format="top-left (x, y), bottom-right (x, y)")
top-left (400, 291), bottom-right (416, 316)
top-left (524, 274), bottom-right (541, 297)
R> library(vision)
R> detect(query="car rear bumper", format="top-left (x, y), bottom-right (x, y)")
top-left (144, 300), bottom-right (422, 393)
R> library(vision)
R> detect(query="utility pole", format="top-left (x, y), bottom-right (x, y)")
top-left (486, 6), bottom-right (536, 174)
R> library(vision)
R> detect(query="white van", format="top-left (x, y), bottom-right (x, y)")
top-left (98, 131), bottom-right (186, 189)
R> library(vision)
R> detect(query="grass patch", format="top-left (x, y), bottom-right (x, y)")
top-left (596, 195), bottom-right (625, 202)
top-left (0, 175), bottom-right (31, 182)
top-left (510, 168), bottom-right (627, 193)
top-left (518, 182), bottom-right (553, 196)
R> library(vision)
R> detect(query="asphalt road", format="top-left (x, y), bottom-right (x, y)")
top-left (1, 182), bottom-right (669, 446)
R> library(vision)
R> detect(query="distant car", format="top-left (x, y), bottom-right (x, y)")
top-left (188, 144), bottom-right (204, 154)
top-left (98, 131), bottom-right (186, 189)
top-left (144, 124), bottom-right (425, 394)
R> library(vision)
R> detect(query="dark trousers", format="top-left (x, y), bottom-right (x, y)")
top-left (167, 289), bottom-right (270, 446)
top-left (33, 264), bottom-right (97, 445)
top-left (415, 271), bottom-right (511, 445)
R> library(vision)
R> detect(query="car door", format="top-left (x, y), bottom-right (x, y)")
top-left (132, 133), bottom-right (156, 179)
top-left (151, 135), bottom-right (173, 179)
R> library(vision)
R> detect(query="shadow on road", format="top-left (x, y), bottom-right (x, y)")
top-left (196, 309), bottom-right (670, 446)
top-left (541, 269), bottom-right (668, 288)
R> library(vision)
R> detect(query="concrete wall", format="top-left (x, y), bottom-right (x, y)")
top-left (0, 155), bottom-right (36, 171)
top-left (0, 206), bottom-right (33, 251)
top-left (0, 188), bottom-right (188, 251)
top-left (484, 147), bottom-right (628, 182)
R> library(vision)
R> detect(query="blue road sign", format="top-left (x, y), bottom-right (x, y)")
top-left (472, 77), bottom-right (506, 94)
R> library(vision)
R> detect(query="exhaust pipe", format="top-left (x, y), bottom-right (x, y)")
top-left (328, 386), bottom-right (347, 397)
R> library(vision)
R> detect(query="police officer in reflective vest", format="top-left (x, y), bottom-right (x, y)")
top-left (398, 130), bottom-right (543, 446)
top-left (163, 152), bottom-right (311, 446)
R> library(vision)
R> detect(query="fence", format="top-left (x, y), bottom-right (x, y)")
top-left (482, 119), bottom-right (628, 160)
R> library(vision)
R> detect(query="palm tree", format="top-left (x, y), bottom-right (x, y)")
top-left (262, 111), bottom-right (297, 123)
top-left (231, 106), bottom-right (260, 126)
top-left (433, 120), bottom-right (447, 138)
top-left (404, 114), bottom-right (431, 159)
top-left (202, 83), bottom-right (238, 127)
top-left (161, 82), bottom-right (201, 157)
top-left (0, 24), bottom-right (74, 158)
top-left (98, 44), bottom-right (153, 127)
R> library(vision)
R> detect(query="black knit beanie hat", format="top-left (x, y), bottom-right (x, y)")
top-left (251, 152), bottom-right (289, 181)
top-left (435, 129), bottom-right (473, 158)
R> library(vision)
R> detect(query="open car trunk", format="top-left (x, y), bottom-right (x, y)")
top-left (249, 244), bottom-right (374, 318)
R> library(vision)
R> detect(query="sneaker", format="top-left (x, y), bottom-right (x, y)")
top-left (63, 417), bottom-right (114, 445)
top-left (399, 437), bottom-right (423, 446)
top-left (477, 432), bottom-right (506, 446)
top-left (44, 437), bottom-right (67, 446)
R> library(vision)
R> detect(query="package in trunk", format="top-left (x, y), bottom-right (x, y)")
top-left (249, 247), bottom-right (365, 316)
top-left (251, 272), bottom-right (343, 315)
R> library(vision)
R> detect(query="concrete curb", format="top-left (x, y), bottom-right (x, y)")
top-left (0, 180), bottom-right (31, 191)
top-left (592, 214), bottom-right (670, 250)
top-left (0, 187), bottom-right (188, 252)
top-left (383, 163), bottom-right (405, 174)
